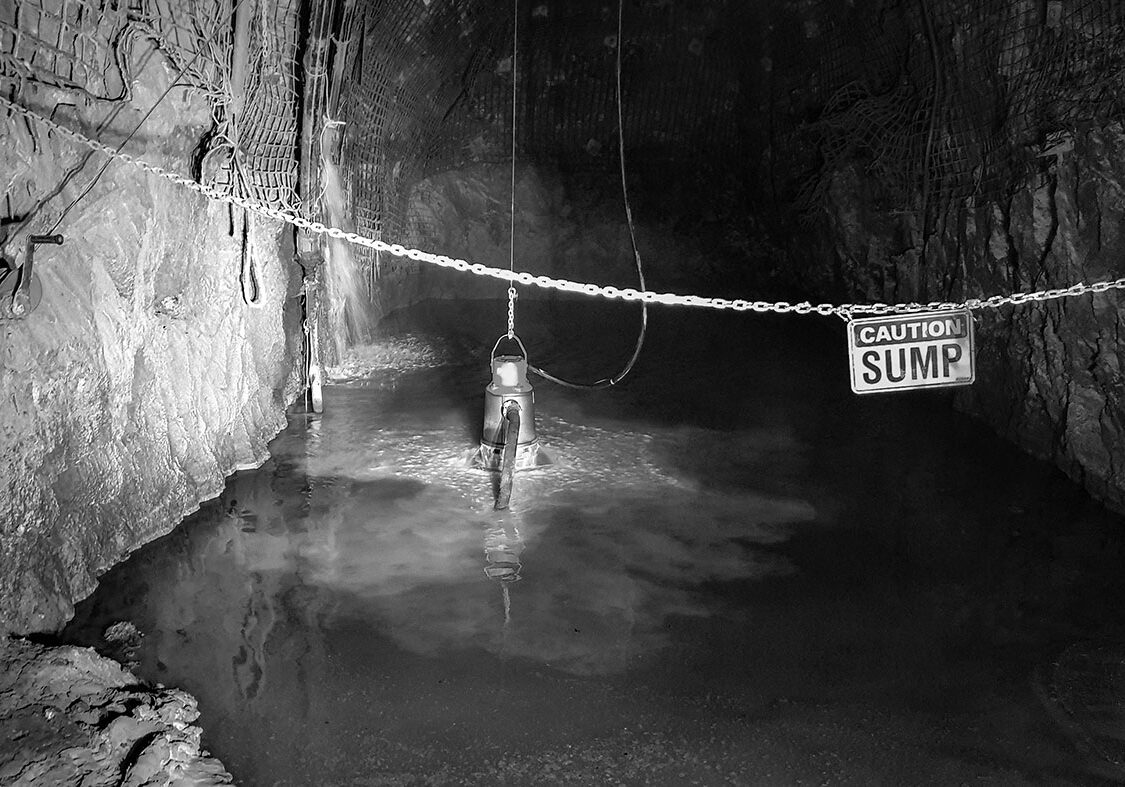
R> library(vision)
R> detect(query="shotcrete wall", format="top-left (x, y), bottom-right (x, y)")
top-left (1, 62), bottom-right (304, 635)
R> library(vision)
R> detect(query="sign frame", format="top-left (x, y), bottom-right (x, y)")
top-left (847, 309), bottom-right (975, 395)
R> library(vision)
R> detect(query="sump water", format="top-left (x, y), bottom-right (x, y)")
top-left (63, 299), bottom-right (1125, 784)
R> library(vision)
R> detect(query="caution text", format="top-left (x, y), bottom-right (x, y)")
top-left (848, 310), bottom-right (975, 394)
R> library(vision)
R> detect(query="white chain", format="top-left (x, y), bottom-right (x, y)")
top-left (6, 94), bottom-right (1125, 319)
top-left (506, 287), bottom-right (517, 338)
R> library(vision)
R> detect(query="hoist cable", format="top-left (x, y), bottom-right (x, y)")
top-left (527, 0), bottom-right (649, 389)
top-left (505, 0), bottom-right (519, 339)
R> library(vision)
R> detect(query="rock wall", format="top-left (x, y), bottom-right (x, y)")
top-left (0, 637), bottom-right (232, 786)
top-left (1, 54), bottom-right (304, 634)
top-left (812, 125), bottom-right (1125, 510)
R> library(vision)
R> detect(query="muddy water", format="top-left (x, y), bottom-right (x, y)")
top-left (64, 300), bottom-right (1125, 784)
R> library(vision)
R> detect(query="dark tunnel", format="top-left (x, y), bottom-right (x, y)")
top-left (2, 0), bottom-right (1125, 783)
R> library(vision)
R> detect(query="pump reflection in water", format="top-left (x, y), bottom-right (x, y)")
top-left (483, 521), bottom-right (523, 583)
top-left (484, 520), bottom-right (523, 629)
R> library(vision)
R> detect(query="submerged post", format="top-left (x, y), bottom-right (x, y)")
top-left (495, 402), bottom-right (521, 510)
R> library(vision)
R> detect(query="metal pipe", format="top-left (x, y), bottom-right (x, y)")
top-left (495, 402), bottom-right (521, 510)
top-left (8, 234), bottom-right (62, 317)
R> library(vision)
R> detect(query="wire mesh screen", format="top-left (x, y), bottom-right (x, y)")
top-left (1, 0), bottom-right (301, 213)
top-left (0, 0), bottom-right (130, 99)
top-left (760, 0), bottom-right (1125, 222)
top-left (7, 0), bottom-right (1125, 253)
top-left (208, 0), bottom-right (301, 209)
top-left (436, 1), bottom-right (744, 174)
top-left (329, 0), bottom-right (509, 274)
top-left (335, 0), bottom-right (746, 278)
top-left (336, 0), bottom-right (509, 256)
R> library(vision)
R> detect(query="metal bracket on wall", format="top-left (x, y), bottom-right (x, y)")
top-left (0, 234), bottom-right (63, 319)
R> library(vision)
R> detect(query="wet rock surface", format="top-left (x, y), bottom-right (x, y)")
top-left (0, 637), bottom-right (231, 786)
top-left (814, 125), bottom-right (1125, 511)
top-left (0, 50), bottom-right (304, 635)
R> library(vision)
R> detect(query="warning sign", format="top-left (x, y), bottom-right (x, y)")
top-left (848, 310), bottom-right (975, 394)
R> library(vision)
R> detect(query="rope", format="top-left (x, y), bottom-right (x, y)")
top-left (4, 93), bottom-right (1124, 319)
top-left (240, 208), bottom-right (262, 306)
top-left (528, 0), bottom-right (648, 390)
top-left (506, 0), bottom-right (519, 339)
top-left (6, 12), bottom-right (226, 241)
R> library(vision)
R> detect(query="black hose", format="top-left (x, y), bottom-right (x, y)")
top-left (526, 0), bottom-right (647, 391)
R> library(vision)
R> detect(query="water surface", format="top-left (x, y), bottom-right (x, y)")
top-left (66, 300), bottom-right (1125, 784)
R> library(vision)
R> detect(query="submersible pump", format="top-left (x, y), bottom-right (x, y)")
top-left (477, 335), bottom-right (548, 472)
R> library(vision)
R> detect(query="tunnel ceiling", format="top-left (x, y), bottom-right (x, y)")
top-left (3, 0), bottom-right (1125, 267)
top-left (329, 0), bottom-right (748, 249)
top-left (309, 0), bottom-right (1125, 275)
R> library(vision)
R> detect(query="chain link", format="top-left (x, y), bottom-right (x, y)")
top-left (6, 95), bottom-right (1125, 319)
